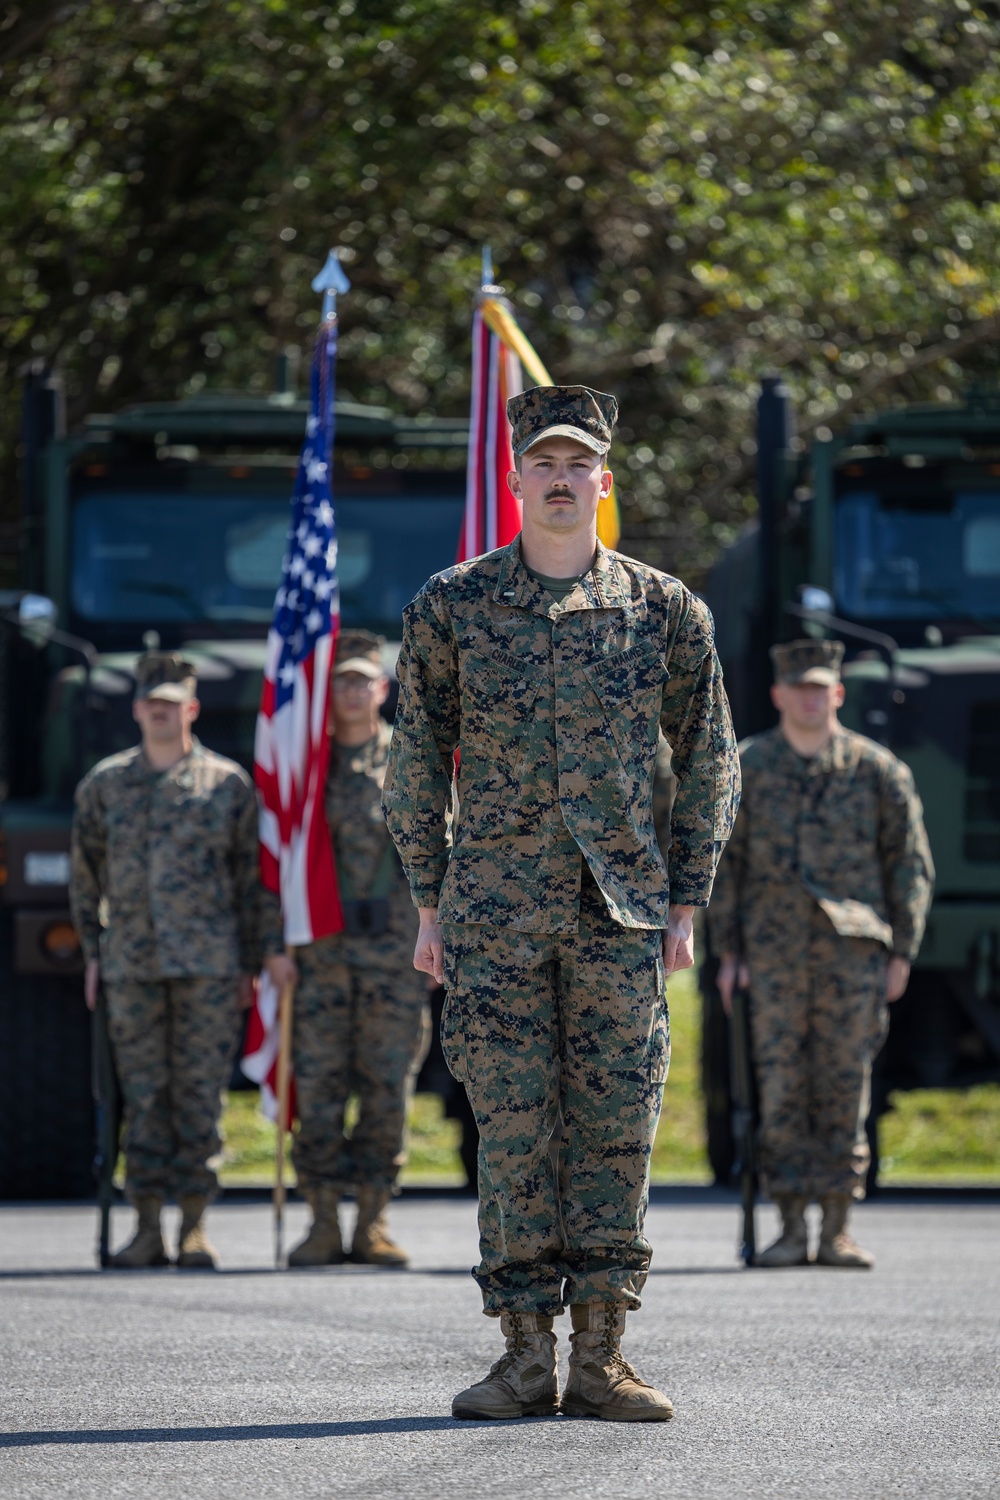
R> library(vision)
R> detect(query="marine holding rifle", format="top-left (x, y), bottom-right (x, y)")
top-left (710, 640), bottom-right (934, 1269)
top-left (263, 630), bottom-right (429, 1268)
top-left (70, 651), bottom-right (260, 1270)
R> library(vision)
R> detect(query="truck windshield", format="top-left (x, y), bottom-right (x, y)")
top-left (834, 489), bottom-right (1000, 621)
top-left (71, 491), bottom-right (464, 636)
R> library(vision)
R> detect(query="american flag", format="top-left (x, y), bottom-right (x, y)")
top-left (242, 319), bottom-right (343, 1117)
top-left (253, 319), bottom-right (343, 945)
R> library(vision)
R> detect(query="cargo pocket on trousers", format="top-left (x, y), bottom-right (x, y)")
top-left (440, 947), bottom-right (471, 1085)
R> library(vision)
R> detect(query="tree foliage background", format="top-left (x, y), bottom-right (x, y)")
top-left (2, 0), bottom-right (999, 582)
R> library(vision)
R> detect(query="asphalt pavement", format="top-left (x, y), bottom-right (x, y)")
top-left (1, 1192), bottom-right (997, 1499)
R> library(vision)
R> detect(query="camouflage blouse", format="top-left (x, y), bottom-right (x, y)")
top-left (70, 740), bottom-right (260, 981)
top-left (383, 537), bottom-right (740, 932)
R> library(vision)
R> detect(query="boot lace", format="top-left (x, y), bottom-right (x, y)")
top-left (606, 1351), bottom-right (640, 1382)
top-left (488, 1313), bottom-right (527, 1376)
top-left (599, 1308), bottom-right (639, 1382)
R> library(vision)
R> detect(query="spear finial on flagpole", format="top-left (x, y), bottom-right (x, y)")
top-left (480, 245), bottom-right (505, 299)
top-left (312, 248), bottom-right (352, 322)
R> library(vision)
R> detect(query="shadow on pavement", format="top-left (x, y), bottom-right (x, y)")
top-left (0, 1265), bottom-right (474, 1280)
top-left (0, 1416), bottom-right (524, 1447)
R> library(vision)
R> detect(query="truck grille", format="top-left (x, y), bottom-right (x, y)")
top-left (965, 701), bottom-right (1000, 862)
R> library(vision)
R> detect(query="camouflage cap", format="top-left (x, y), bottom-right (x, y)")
top-left (133, 650), bottom-right (198, 702)
top-left (507, 385), bottom-right (619, 458)
top-left (770, 638), bottom-right (845, 685)
top-left (334, 628), bottom-right (386, 680)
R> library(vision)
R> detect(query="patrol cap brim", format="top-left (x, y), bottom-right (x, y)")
top-left (781, 666), bottom-right (840, 686)
top-left (334, 656), bottom-right (384, 679)
top-left (516, 424), bottom-right (609, 458)
top-left (137, 680), bottom-right (196, 702)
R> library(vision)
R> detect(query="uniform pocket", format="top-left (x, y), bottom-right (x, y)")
top-left (585, 644), bottom-right (669, 780)
top-left (457, 650), bottom-right (546, 831)
top-left (460, 651), bottom-right (543, 752)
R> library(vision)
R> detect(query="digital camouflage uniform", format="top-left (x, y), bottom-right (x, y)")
top-left (71, 737), bottom-right (259, 1201)
top-left (383, 522), bottom-right (739, 1317)
top-left (261, 717), bottom-right (428, 1196)
top-left (710, 702), bottom-right (934, 1204)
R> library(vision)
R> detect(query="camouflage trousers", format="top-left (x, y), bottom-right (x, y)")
top-left (105, 977), bottom-right (241, 1201)
top-left (748, 910), bottom-right (888, 1203)
top-left (291, 940), bottom-right (429, 1194)
top-left (442, 877), bottom-right (670, 1318)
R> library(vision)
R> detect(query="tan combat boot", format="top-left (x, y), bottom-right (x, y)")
top-left (350, 1186), bottom-right (408, 1267)
top-left (754, 1193), bottom-right (810, 1268)
top-left (176, 1194), bottom-right (219, 1269)
top-left (108, 1196), bottom-right (170, 1269)
top-left (288, 1186), bottom-right (345, 1267)
top-left (561, 1303), bottom-right (673, 1422)
top-left (816, 1193), bottom-right (875, 1269)
top-left (452, 1312), bottom-right (559, 1420)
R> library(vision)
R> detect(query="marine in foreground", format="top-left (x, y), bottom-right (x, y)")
top-left (383, 385), bottom-right (740, 1421)
top-left (70, 651), bottom-right (260, 1269)
top-left (711, 640), bottom-right (934, 1269)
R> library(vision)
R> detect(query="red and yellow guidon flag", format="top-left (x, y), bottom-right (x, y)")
top-left (458, 288), bottom-right (621, 563)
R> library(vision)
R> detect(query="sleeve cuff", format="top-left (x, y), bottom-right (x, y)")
top-left (408, 880), bottom-right (444, 909)
top-left (669, 892), bottom-right (710, 909)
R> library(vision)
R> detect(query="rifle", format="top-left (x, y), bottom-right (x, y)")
top-left (728, 984), bottom-right (757, 1265)
top-left (91, 985), bottom-right (121, 1267)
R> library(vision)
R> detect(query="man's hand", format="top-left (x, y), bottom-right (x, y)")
top-left (886, 955), bottom-right (910, 1003)
top-left (716, 952), bottom-right (751, 1018)
top-left (414, 906), bottom-right (444, 986)
top-left (662, 905), bottom-right (696, 978)
top-left (237, 973), bottom-right (256, 1011)
top-left (84, 958), bottom-right (100, 1012)
top-left (264, 952), bottom-right (299, 993)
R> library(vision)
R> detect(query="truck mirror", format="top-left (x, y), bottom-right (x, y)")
top-left (799, 585), bottom-right (834, 614)
top-left (18, 593), bottom-right (58, 648)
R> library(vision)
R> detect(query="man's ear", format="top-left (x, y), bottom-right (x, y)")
top-left (186, 697), bottom-right (201, 725)
top-left (508, 468), bottom-right (522, 499)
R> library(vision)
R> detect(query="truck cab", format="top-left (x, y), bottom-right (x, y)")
top-left (703, 382), bottom-right (1000, 1183)
top-left (0, 380), bottom-right (466, 1197)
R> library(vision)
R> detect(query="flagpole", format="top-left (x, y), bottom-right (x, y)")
top-left (273, 975), bottom-right (295, 1267)
top-left (267, 247), bottom-right (351, 1268)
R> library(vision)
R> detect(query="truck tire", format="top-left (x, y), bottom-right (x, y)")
top-left (0, 914), bottom-right (95, 1199)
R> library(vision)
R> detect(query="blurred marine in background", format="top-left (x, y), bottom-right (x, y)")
top-left (70, 651), bottom-right (260, 1269)
top-left (711, 639), bottom-right (934, 1269)
top-left (263, 630), bottom-right (429, 1269)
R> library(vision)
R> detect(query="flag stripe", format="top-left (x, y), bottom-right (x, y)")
top-left (243, 316), bottom-right (345, 1120)
top-left (458, 303), bottom-right (524, 564)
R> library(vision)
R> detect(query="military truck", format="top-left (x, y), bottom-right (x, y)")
top-left (0, 369), bottom-right (466, 1198)
top-left (701, 378), bottom-right (1000, 1184)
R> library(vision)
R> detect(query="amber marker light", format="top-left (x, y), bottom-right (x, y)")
top-left (41, 921), bottom-right (82, 964)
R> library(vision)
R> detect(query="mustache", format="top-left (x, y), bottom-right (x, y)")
top-left (544, 487), bottom-right (578, 502)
